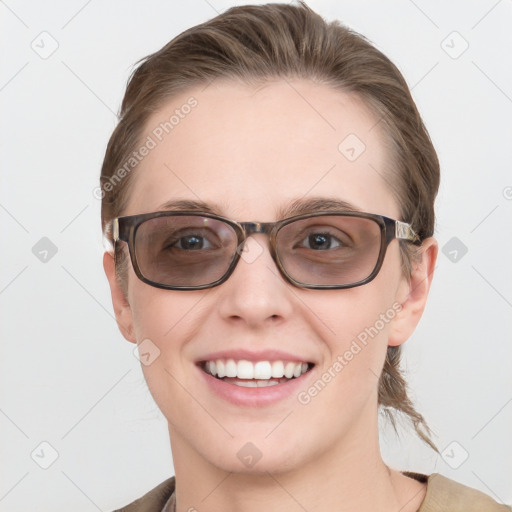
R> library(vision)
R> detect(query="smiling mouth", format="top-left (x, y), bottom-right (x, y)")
top-left (200, 359), bottom-right (314, 387)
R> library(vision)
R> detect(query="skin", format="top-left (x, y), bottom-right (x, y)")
top-left (104, 79), bottom-right (438, 512)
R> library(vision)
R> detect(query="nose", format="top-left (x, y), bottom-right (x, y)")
top-left (216, 235), bottom-right (294, 327)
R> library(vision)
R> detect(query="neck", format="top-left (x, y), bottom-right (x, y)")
top-left (169, 412), bottom-right (426, 512)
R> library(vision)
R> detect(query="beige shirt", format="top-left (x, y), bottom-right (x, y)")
top-left (113, 473), bottom-right (511, 512)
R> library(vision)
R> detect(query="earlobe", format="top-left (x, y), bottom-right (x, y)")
top-left (388, 238), bottom-right (438, 347)
top-left (103, 252), bottom-right (136, 343)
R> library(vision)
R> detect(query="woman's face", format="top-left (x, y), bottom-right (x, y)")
top-left (107, 79), bottom-right (429, 474)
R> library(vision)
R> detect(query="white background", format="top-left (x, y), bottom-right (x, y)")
top-left (1, 0), bottom-right (511, 510)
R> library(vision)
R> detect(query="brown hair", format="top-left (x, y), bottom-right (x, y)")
top-left (100, 2), bottom-right (440, 450)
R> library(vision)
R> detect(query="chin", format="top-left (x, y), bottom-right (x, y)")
top-left (198, 436), bottom-right (307, 476)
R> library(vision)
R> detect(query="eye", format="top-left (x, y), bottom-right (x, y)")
top-left (171, 233), bottom-right (214, 250)
top-left (300, 232), bottom-right (343, 250)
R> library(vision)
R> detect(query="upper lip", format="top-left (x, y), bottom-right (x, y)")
top-left (196, 349), bottom-right (315, 364)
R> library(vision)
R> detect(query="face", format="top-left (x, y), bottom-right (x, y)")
top-left (106, 79), bottom-right (432, 475)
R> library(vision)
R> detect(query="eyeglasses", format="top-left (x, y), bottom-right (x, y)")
top-left (110, 210), bottom-right (419, 291)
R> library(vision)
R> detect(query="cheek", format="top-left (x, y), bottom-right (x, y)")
top-left (304, 253), bottom-right (403, 395)
top-left (129, 305), bottom-right (190, 439)
top-left (311, 256), bottom-right (402, 354)
top-left (310, 288), bottom-right (396, 384)
top-left (127, 279), bottom-right (210, 398)
top-left (288, 290), bottom-right (400, 456)
top-left (126, 261), bottom-right (204, 340)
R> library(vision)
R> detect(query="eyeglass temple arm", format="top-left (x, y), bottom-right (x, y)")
top-left (111, 218), bottom-right (120, 241)
top-left (395, 220), bottom-right (420, 243)
top-left (101, 219), bottom-right (120, 255)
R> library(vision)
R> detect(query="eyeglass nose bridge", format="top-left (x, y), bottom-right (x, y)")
top-left (236, 221), bottom-right (282, 254)
top-left (238, 221), bottom-right (276, 237)
top-left (233, 221), bottom-right (282, 268)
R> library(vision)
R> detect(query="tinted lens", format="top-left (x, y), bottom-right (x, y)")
top-left (276, 215), bottom-right (382, 286)
top-left (134, 216), bottom-right (238, 287)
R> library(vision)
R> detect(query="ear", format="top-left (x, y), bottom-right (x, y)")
top-left (103, 252), bottom-right (136, 343)
top-left (388, 238), bottom-right (438, 347)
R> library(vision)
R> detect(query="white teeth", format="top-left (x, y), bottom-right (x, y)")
top-left (237, 360), bottom-right (254, 379)
top-left (233, 379), bottom-right (258, 387)
top-left (225, 359), bottom-right (237, 378)
top-left (271, 360), bottom-right (284, 378)
top-left (216, 360), bottom-right (225, 378)
top-left (284, 362), bottom-right (295, 379)
top-left (203, 358), bottom-right (311, 381)
top-left (231, 379), bottom-right (283, 388)
top-left (258, 380), bottom-right (279, 387)
top-left (254, 361), bottom-right (272, 379)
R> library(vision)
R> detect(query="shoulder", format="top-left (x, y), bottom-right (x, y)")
top-left (111, 477), bottom-right (175, 512)
top-left (110, 473), bottom-right (511, 512)
top-left (419, 473), bottom-right (511, 512)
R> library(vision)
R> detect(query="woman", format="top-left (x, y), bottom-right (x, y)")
top-left (100, 3), bottom-right (510, 511)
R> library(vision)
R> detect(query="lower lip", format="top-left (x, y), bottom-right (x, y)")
top-left (197, 365), bottom-right (314, 407)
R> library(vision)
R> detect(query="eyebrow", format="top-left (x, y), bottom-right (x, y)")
top-left (276, 197), bottom-right (362, 218)
top-left (157, 199), bottom-right (223, 214)
top-left (156, 197), bottom-right (362, 219)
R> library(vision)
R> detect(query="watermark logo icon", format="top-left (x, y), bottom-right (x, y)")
top-left (236, 442), bottom-right (263, 468)
top-left (441, 441), bottom-right (469, 469)
top-left (237, 238), bottom-right (264, 264)
top-left (441, 31), bottom-right (469, 59)
top-left (32, 237), bottom-right (58, 263)
top-left (133, 338), bottom-right (161, 366)
top-left (338, 133), bottom-right (366, 162)
top-left (442, 236), bottom-right (468, 263)
top-left (31, 31), bottom-right (59, 59)
top-left (31, 441), bottom-right (59, 469)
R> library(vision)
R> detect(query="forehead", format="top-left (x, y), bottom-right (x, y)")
top-left (126, 79), bottom-right (398, 220)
